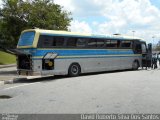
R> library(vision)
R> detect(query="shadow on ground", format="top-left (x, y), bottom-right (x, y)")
top-left (13, 69), bottom-right (137, 84)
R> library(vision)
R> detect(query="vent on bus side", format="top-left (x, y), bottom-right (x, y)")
top-left (42, 53), bottom-right (57, 70)
top-left (42, 59), bottom-right (54, 70)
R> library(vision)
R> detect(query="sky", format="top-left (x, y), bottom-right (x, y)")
top-left (1, 0), bottom-right (160, 44)
top-left (54, 0), bottom-right (160, 44)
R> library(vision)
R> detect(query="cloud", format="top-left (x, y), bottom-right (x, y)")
top-left (69, 20), bottom-right (92, 34)
top-left (54, 0), bottom-right (75, 12)
top-left (98, 0), bottom-right (160, 42)
top-left (55, 0), bottom-right (160, 43)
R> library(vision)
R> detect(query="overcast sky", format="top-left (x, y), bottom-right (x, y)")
top-left (1, 0), bottom-right (160, 43)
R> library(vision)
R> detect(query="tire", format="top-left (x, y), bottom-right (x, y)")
top-left (68, 63), bottom-right (81, 77)
top-left (132, 61), bottom-right (139, 70)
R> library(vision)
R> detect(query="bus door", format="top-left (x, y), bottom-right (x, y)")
top-left (141, 42), bottom-right (152, 68)
top-left (133, 41), bottom-right (152, 68)
top-left (146, 43), bottom-right (152, 67)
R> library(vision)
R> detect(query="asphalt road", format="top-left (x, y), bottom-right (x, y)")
top-left (0, 68), bottom-right (160, 113)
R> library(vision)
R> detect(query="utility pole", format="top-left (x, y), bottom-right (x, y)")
top-left (152, 36), bottom-right (155, 45)
top-left (132, 31), bottom-right (135, 38)
top-left (152, 36), bottom-right (155, 51)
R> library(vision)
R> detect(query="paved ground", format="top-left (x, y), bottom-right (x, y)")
top-left (0, 67), bottom-right (17, 81)
top-left (0, 68), bottom-right (160, 113)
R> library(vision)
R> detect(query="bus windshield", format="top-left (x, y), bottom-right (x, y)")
top-left (18, 31), bottom-right (35, 46)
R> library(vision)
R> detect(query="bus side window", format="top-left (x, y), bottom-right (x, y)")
top-left (97, 39), bottom-right (105, 48)
top-left (105, 40), bottom-right (111, 47)
top-left (38, 35), bottom-right (65, 48)
top-left (52, 37), bottom-right (64, 47)
top-left (43, 39), bottom-right (50, 47)
top-left (135, 44), bottom-right (142, 54)
top-left (66, 37), bottom-right (77, 47)
top-left (105, 39), bottom-right (119, 48)
top-left (88, 39), bottom-right (97, 48)
top-left (110, 40), bottom-right (118, 48)
top-left (38, 35), bottom-right (53, 48)
top-left (121, 41), bottom-right (132, 48)
top-left (76, 38), bottom-right (86, 48)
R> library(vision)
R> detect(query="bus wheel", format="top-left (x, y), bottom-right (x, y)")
top-left (132, 61), bottom-right (139, 70)
top-left (68, 63), bottom-right (81, 77)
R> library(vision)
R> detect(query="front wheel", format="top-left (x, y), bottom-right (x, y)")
top-left (132, 61), bottom-right (139, 70)
top-left (68, 63), bottom-right (81, 77)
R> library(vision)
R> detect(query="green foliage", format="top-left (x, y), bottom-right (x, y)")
top-left (0, 0), bottom-right (72, 48)
top-left (0, 50), bottom-right (16, 65)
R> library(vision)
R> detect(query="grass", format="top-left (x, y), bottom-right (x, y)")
top-left (0, 50), bottom-right (16, 65)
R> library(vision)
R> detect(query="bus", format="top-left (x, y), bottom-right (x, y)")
top-left (15, 29), bottom-right (152, 76)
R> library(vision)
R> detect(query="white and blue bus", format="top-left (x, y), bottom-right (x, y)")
top-left (16, 29), bottom-right (152, 76)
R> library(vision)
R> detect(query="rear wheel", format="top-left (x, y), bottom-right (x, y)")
top-left (68, 63), bottom-right (81, 77)
top-left (132, 61), bottom-right (139, 70)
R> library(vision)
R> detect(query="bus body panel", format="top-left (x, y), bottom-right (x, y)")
top-left (16, 29), bottom-right (146, 76)
top-left (17, 55), bottom-right (142, 76)
top-left (29, 55), bottom-right (141, 76)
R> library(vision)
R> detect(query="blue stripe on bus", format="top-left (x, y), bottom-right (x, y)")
top-left (18, 48), bottom-right (137, 59)
top-left (32, 49), bottom-right (134, 56)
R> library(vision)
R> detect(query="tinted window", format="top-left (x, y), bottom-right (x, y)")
top-left (66, 38), bottom-right (77, 47)
top-left (105, 40), bottom-right (111, 47)
top-left (53, 37), bottom-right (64, 46)
top-left (88, 39), bottom-right (97, 48)
top-left (105, 40), bottom-right (119, 48)
top-left (121, 41), bottom-right (132, 48)
top-left (135, 43), bottom-right (142, 54)
top-left (38, 35), bottom-right (64, 48)
top-left (38, 35), bottom-right (53, 48)
top-left (76, 38), bottom-right (86, 47)
top-left (110, 40), bottom-right (118, 47)
top-left (97, 39), bottom-right (105, 48)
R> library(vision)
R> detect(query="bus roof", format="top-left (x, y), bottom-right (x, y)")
top-left (22, 29), bottom-right (144, 41)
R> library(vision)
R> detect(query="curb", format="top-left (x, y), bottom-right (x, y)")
top-left (0, 64), bottom-right (16, 69)
top-left (0, 78), bottom-right (27, 86)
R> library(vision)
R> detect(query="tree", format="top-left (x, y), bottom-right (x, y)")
top-left (0, 0), bottom-right (72, 48)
